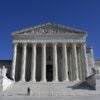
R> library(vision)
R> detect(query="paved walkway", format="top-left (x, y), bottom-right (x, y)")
top-left (1, 95), bottom-right (100, 100)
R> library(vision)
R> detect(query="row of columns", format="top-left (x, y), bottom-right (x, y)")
top-left (11, 42), bottom-right (88, 82)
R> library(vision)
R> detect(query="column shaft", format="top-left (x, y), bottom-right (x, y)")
top-left (11, 43), bottom-right (17, 80)
top-left (53, 43), bottom-right (58, 81)
top-left (20, 43), bottom-right (27, 81)
top-left (31, 43), bottom-right (37, 81)
top-left (41, 43), bottom-right (46, 82)
top-left (62, 44), bottom-right (69, 81)
top-left (77, 47), bottom-right (82, 80)
top-left (82, 43), bottom-right (88, 77)
top-left (69, 48), bottom-right (73, 81)
top-left (72, 44), bottom-right (79, 81)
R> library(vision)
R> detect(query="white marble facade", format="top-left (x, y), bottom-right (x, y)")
top-left (11, 23), bottom-right (91, 82)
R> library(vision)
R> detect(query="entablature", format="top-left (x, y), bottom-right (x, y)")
top-left (13, 34), bottom-right (86, 43)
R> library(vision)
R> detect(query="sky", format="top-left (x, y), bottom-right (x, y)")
top-left (0, 0), bottom-right (100, 60)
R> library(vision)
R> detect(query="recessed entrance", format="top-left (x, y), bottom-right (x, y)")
top-left (46, 65), bottom-right (53, 81)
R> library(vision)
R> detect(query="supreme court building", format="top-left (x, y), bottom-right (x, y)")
top-left (0, 23), bottom-right (97, 96)
top-left (11, 23), bottom-right (89, 82)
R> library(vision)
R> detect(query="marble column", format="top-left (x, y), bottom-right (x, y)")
top-left (81, 43), bottom-right (88, 77)
top-left (31, 43), bottom-right (37, 82)
top-left (62, 43), bottom-right (69, 81)
top-left (41, 43), bottom-right (46, 82)
top-left (72, 44), bottom-right (79, 81)
top-left (89, 47), bottom-right (95, 67)
top-left (53, 43), bottom-right (58, 81)
top-left (20, 43), bottom-right (27, 81)
top-left (11, 43), bottom-right (18, 80)
top-left (77, 46), bottom-right (82, 80)
top-left (68, 47), bottom-right (72, 81)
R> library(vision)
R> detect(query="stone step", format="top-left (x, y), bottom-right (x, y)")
top-left (1, 81), bottom-right (100, 96)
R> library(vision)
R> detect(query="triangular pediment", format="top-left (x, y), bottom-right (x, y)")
top-left (13, 23), bottom-right (86, 35)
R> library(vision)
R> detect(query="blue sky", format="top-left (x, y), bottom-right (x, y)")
top-left (0, 0), bottom-right (100, 60)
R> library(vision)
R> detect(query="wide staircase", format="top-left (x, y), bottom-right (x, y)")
top-left (1, 79), bottom-right (100, 96)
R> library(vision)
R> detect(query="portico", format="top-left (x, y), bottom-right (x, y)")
top-left (12, 42), bottom-right (87, 82)
top-left (11, 23), bottom-right (88, 82)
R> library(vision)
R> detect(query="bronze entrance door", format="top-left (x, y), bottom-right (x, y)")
top-left (46, 65), bottom-right (53, 81)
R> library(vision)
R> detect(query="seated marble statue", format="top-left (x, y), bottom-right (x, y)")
top-left (1, 66), bottom-right (7, 78)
